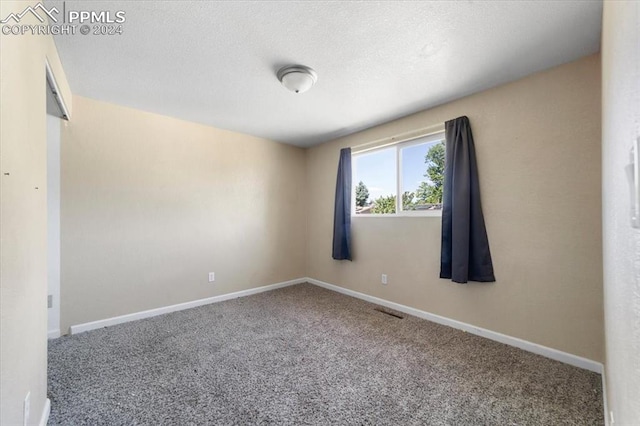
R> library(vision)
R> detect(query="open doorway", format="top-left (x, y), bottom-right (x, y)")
top-left (46, 61), bottom-right (69, 338)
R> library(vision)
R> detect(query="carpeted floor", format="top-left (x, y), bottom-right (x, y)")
top-left (48, 283), bottom-right (603, 425)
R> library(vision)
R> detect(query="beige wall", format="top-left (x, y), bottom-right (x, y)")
top-left (602, 1), bottom-right (640, 423)
top-left (306, 54), bottom-right (603, 362)
top-left (60, 96), bottom-right (306, 332)
top-left (0, 4), bottom-right (610, 423)
top-left (0, 1), bottom-right (72, 424)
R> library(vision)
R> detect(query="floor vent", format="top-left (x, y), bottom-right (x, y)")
top-left (374, 307), bottom-right (404, 319)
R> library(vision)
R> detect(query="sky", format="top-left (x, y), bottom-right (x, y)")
top-left (353, 139), bottom-right (441, 201)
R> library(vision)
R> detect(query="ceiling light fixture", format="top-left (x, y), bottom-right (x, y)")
top-left (277, 65), bottom-right (317, 94)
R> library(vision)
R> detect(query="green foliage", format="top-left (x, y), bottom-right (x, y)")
top-left (416, 181), bottom-right (440, 204)
top-left (362, 140), bottom-right (445, 214)
top-left (371, 194), bottom-right (396, 214)
top-left (370, 191), bottom-right (416, 214)
top-left (355, 181), bottom-right (370, 207)
top-left (416, 141), bottom-right (445, 204)
top-left (425, 141), bottom-right (445, 187)
top-left (402, 191), bottom-right (416, 211)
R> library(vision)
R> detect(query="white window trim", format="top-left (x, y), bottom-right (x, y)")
top-left (351, 130), bottom-right (445, 218)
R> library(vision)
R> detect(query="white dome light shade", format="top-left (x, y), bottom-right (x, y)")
top-left (277, 65), bottom-right (317, 94)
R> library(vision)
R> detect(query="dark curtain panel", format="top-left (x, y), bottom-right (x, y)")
top-left (332, 148), bottom-right (352, 261)
top-left (440, 116), bottom-right (495, 283)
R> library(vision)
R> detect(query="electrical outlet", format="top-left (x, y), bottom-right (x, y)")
top-left (23, 392), bottom-right (30, 426)
top-left (48, 294), bottom-right (53, 308)
top-left (208, 272), bottom-right (215, 283)
top-left (381, 274), bottom-right (388, 285)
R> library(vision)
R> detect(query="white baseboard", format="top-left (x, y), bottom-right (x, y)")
top-left (305, 277), bottom-right (603, 374)
top-left (69, 278), bottom-right (306, 335)
top-left (47, 329), bottom-right (60, 339)
top-left (39, 398), bottom-right (50, 426)
top-left (67, 276), bottom-right (603, 375)
top-left (602, 369), bottom-right (610, 425)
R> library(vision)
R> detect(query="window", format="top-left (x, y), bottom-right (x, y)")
top-left (352, 131), bottom-right (445, 216)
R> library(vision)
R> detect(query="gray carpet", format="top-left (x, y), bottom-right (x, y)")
top-left (48, 283), bottom-right (603, 425)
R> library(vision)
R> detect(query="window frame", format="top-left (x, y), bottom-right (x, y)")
top-left (351, 130), bottom-right (446, 218)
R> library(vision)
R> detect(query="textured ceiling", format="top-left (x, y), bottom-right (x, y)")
top-left (49, 1), bottom-right (602, 147)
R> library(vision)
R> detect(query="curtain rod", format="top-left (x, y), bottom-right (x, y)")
top-left (351, 122), bottom-right (445, 154)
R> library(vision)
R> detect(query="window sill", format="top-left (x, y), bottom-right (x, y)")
top-left (352, 211), bottom-right (442, 218)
